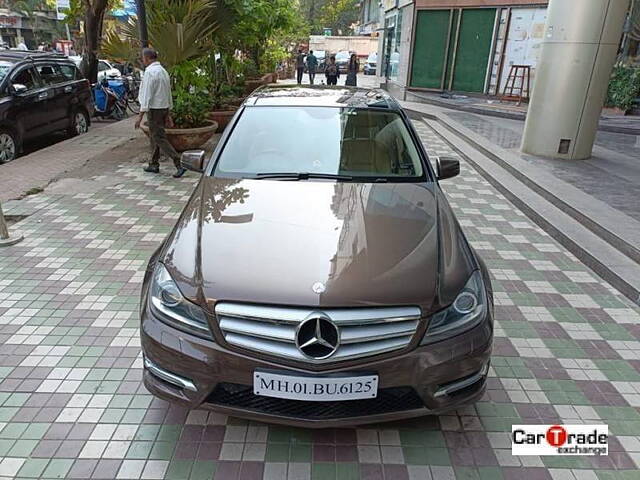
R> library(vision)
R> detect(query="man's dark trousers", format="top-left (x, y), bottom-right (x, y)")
top-left (308, 70), bottom-right (316, 84)
top-left (296, 67), bottom-right (304, 84)
top-left (148, 109), bottom-right (180, 169)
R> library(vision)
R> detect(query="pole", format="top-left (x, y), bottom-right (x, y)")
top-left (0, 201), bottom-right (24, 247)
top-left (136, 0), bottom-right (149, 48)
top-left (65, 23), bottom-right (71, 42)
top-left (521, 0), bottom-right (630, 160)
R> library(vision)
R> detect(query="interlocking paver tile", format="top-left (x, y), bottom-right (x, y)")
top-left (1, 121), bottom-right (640, 479)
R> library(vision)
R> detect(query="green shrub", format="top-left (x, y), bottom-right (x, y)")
top-left (170, 61), bottom-right (212, 128)
top-left (606, 64), bottom-right (640, 112)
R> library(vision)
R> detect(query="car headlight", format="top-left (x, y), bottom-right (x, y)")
top-left (421, 270), bottom-right (487, 344)
top-left (149, 263), bottom-right (212, 339)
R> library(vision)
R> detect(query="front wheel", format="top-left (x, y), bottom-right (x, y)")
top-left (68, 110), bottom-right (89, 137)
top-left (0, 129), bottom-right (18, 163)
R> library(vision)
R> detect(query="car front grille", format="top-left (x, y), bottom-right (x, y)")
top-left (214, 303), bottom-right (422, 363)
top-left (207, 382), bottom-right (425, 420)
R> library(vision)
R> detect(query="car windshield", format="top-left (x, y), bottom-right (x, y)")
top-left (215, 107), bottom-right (426, 181)
top-left (335, 52), bottom-right (350, 61)
top-left (0, 62), bottom-right (11, 82)
top-left (367, 53), bottom-right (377, 63)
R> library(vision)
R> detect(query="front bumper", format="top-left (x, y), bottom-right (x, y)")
top-left (140, 304), bottom-right (492, 428)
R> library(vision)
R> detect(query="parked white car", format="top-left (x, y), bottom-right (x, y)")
top-left (69, 56), bottom-right (121, 82)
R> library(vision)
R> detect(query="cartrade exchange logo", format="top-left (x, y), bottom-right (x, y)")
top-left (512, 425), bottom-right (608, 456)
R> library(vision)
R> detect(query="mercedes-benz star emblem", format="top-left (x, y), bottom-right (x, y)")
top-left (312, 282), bottom-right (326, 294)
top-left (296, 316), bottom-right (340, 360)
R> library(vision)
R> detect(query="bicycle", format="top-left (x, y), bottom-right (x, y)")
top-left (123, 74), bottom-right (141, 114)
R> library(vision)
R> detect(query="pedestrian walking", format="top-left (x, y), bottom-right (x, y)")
top-left (134, 48), bottom-right (185, 178)
top-left (16, 40), bottom-right (28, 51)
top-left (345, 53), bottom-right (359, 86)
top-left (296, 49), bottom-right (305, 85)
top-left (306, 50), bottom-right (318, 85)
top-left (325, 55), bottom-right (339, 86)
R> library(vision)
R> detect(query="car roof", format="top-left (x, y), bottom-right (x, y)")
top-left (0, 51), bottom-right (72, 64)
top-left (245, 85), bottom-right (401, 110)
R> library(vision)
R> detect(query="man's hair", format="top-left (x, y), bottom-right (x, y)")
top-left (330, 55), bottom-right (335, 61)
top-left (310, 50), bottom-right (313, 54)
top-left (142, 48), bottom-right (158, 60)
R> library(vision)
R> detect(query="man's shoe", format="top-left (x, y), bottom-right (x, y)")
top-left (144, 165), bottom-right (159, 173)
top-left (173, 167), bottom-right (187, 178)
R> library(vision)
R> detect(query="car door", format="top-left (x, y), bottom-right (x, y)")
top-left (35, 63), bottom-right (68, 130)
top-left (8, 65), bottom-right (51, 140)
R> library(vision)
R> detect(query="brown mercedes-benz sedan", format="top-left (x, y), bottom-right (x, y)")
top-left (140, 85), bottom-right (493, 427)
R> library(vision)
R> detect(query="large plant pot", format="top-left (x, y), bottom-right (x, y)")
top-left (244, 78), bottom-right (263, 95)
top-left (141, 119), bottom-right (218, 152)
top-left (206, 106), bottom-right (238, 133)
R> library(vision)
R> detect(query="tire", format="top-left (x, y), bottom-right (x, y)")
top-left (127, 98), bottom-right (140, 114)
top-left (0, 129), bottom-right (18, 163)
top-left (68, 109), bottom-right (90, 137)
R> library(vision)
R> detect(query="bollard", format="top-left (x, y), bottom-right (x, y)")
top-left (0, 200), bottom-right (24, 247)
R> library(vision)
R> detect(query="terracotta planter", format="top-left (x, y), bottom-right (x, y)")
top-left (602, 106), bottom-right (627, 116)
top-left (244, 78), bottom-right (263, 95)
top-left (206, 106), bottom-right (238, 133)
top-left (141, 119), bottom-right (218, 152)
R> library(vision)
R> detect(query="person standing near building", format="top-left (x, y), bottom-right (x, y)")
top-left (16, 40), bottom-right (28, 51)
top-left (345, 53), bottom-right (359, 86)
top-left (295, 49), bottom-right (305, 84)
top-left (134, 48), bottom-right (186, 178)
top-left (306, 50), bottom-right (318, 85)
top-left (325, 55), bottom-right (339, 86)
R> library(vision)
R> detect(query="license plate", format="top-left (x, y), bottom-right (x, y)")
top-left (253, 371), bottom-right (378, 401)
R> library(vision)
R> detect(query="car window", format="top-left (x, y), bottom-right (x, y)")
top-left (12, 67), bottom-right (39, 91)
top-left (336, 52), bottom-right (350, 61)
top-left (36, 64), bottom-right (67, 85)
top-left (59, 64), bottom-right (80, 80)
top-left (215, 107), bottom-right (425, 181)
top-left (98, 61), bottom-right (109, 72)
top-left (367, 53), bottom-right (377, 62)
top-left (0, 62), bottom-right (11, 83)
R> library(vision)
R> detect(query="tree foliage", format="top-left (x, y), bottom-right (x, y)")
top-left (221, 0), bottom-right (307, 73)
top-left (299, 0), bottom-right (359, 35)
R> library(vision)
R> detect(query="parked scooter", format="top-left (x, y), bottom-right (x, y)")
top-left (93, 75), bottom-right (127, 120)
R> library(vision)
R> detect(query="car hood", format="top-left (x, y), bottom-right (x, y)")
top-left (162, 177), bottom-right (474, 314)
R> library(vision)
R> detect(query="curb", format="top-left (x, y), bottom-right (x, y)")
top-left (406, 92), bottom-right (640, 136)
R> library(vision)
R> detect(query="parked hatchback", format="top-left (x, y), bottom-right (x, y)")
top-left (0, 51), bottom-right (93, 162)
top-left (140, 85), bottom-right (494, 427)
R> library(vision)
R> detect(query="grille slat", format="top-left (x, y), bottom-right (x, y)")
top-left (208, 382), bottom-right (425, 420)
top-left (215, 303), bottom-right (422, 363)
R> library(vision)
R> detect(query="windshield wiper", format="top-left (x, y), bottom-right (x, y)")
top-left (254, 172), bottom-right (353, 181)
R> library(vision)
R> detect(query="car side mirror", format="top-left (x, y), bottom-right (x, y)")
top-left (436, 156), bottom-right (460, 180)
top-left (11, 83), bottom-right (28, 95)
top-left (181, 150), bottom-right (206, 173)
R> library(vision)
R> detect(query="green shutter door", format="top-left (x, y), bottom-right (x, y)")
top-left (410, 10), bottom-right (451, 89)
top-left (451, 8), bottom-right (496, 93)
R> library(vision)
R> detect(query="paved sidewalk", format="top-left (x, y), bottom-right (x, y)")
top-left (0, 118), bottom-right (140, 203)
top-left (1, 118), bottom-right (640, 480)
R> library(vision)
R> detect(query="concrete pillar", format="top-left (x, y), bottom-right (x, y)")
top-left (521, 0), bottom-right (630, 159)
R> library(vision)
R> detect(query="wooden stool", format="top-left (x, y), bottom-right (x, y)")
top-left (501, 65), bottom-right (531, 106)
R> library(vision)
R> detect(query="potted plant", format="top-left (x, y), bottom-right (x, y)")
top-left (205, 53), bottom-right (243, 133)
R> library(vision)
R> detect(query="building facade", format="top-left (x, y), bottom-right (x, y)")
top-left (370, 0), bottom-right (552, 99)
top-left (0, 7), bottom-right (58, 49)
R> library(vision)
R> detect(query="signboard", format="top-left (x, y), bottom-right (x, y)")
top-left (323, 28), bottom-right (332, 36)
top-left (56, 0), bottom-right (70, 21)
top-left (0, 16), bottom-right (21, 29)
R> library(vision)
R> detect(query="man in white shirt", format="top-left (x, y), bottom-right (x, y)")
top-left (17, 40), bottom-right (28, 51)
top-left (135, 48), bottom-right (185, 178)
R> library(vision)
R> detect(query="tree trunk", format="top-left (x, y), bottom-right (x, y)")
top-left (82, 0), bottom-right (109, 83)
